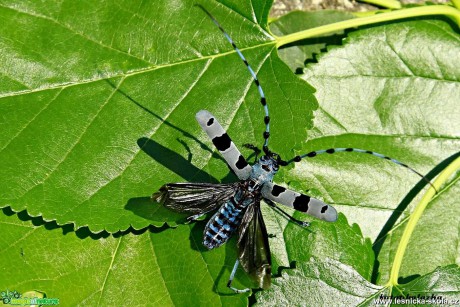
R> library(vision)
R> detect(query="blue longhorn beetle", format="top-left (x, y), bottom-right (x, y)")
top-left (153, 6), bottom-right (434, 293)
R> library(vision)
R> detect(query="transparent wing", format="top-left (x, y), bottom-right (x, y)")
top-left (152, 182), bottom-right (238, 215)
top-left (261, 182), bottom-right (337, 222)
top-left (237, 201), bottom-right (271, 289)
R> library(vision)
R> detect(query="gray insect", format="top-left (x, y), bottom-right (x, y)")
top-left (154, 109), bottom-right (338, 293)
top-left (153, 6), bottom-right (433, 293)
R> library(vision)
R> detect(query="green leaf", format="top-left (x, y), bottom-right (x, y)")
top-left (398, 176), bottom-right (460, 279)
top-left (0, 0), bottom-right (316, 233)
top-left (254, 212), bottom-right (377, 304)
top-left (254, 258), bottom-right (384, 306)
top-left (273, 9), bottom-right (460, 299)
top-left (399, 265), bottom-right (460, 300)
top-left (270, 10), bottom-right (355, 72)
top-left (0, 208), bottom-right (249, 305)
top-left (376, 172), bottom-right (460, 284)
top-left (284, 213), bottom-right (375, 280)
top-left (299, 19), bottom-right (460, 243)
top-left (0, 197), bottom-right (375, 305)
top-left (258, 196), bottom-right (375, 284)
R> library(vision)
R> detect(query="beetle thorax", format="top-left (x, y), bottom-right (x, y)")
top-left (249, 156), bottom-right (279, 185)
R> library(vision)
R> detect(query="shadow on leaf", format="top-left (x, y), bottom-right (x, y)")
top-left (125, 196), bottom-right (189, 225)
top-left (137, 137), bottom-right (218, 183)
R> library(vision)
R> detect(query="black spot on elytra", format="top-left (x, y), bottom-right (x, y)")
top-left (293, 194), bottom-right (310, 212)
top-left (271, 185), bottom-right (286, 197)
top-left (235, 155), bottom-right (248, 170)
top-left (207, 118), bottom-right (214, 126)
top-left (321, 205), bottom-right (328, 213)
top-left (212, 133), bottom-right (231, 151)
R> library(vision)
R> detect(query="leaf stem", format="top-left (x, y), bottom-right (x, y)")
top-left (275, 5), bottom-right (460, 48)
top-left (353, 10), bottom-right (392, 18)
top-left (358, 0), bottom-right (401, 9)
top-left (388, 156), bottom-right (460, 286)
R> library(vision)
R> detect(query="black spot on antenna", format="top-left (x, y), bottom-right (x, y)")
top-left (307, 151), bottom-right (317, 157)
top-left (366, 150), bottom-right (373, 154)
top-left (271, 185), bottom-right (286, 197)
top-left (326, 148), bottom-right (335, 154)
top-left (235, 155), bottom-right (248, 170)
top-left (254, 79), bottom-right (260, 86)
top-left (264, 116), bottom-right (270, 124)
top-left (207, 118), bottom-right (214, 126)
top-left (261, 97), bottom-right (267, 106)
top-left (212, 133), bottom-right (232, 151)
top-left (263, 131), bottom-right (270, 139)
top-left (346, 148), bottom-right (353, 152)
top-left (294, 156), bottom-right (302, 162)
top-left (293, 195), bottom-right (310, 212)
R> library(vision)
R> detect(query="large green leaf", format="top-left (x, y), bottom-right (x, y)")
top-left (0, 208), bottom-right (250, 305)
top-left (296, 19), bottom-right (459, 243)
top-left (0, 200), bottom-right (375, 305)
top-left (263, 8), bottom-right (460, 303)
top-left (254, 258), bottom-right (385, 306)
top-left (260, 207), bottom-right (376, 282)
top-left (0, 0), bottom-right (319, 233)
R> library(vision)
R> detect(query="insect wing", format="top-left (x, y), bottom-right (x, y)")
top-left (196, 110), bottom-right (252, 180)
top-left (153, 182), bottom-right (238, 215)
top-left (261, 182), bottom-right (338, 222)
top-left (237, 201), bottom-right (271, 289)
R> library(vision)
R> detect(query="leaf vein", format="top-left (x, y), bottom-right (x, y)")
top-left (0, 3), bottom-right (151, 65)
top-left (97, 237), bottom-right (123, 305)
top-left (0, 88), bottom-right (63, 152)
